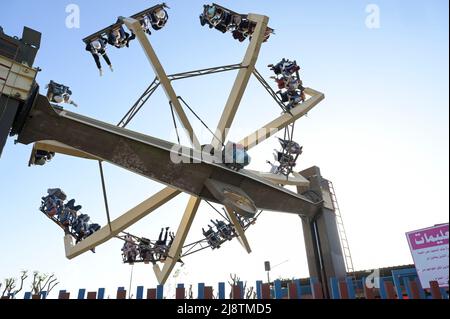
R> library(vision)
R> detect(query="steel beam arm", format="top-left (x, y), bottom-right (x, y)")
top-left (153, 196), bottom-right (202, 283)
top-left (211, 14), bottom-right (269, 149)
top-left (29, 141), bottom-right (100, 164)
top-left (65, 187), bottom-right (181, 259)
top-left (238, 88), bottom-right (325, 150)
top-left (246, 170), bottom-right (310, 187)
top-left (154, 14), bottom-right (269, 284)
top-left (225, 207), bottom-right (251, 253)
top-left (19, 96), bottom-right (319, 215)
top-left (122, 17), bottom-right (200, 149)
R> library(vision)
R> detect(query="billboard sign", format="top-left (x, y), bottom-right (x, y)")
top-left (406, 224), bottom-right (449, 288)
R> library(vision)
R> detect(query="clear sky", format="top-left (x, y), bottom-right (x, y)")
top-left (0, 0), bottom-right (448, 298)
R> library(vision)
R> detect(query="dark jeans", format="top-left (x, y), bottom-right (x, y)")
top-left (92, 53), bottom-right (111, 69)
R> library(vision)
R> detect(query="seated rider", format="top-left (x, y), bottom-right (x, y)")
top-left (150, 6), bottom-right (169, 30)
top-left (268, 58), bottom-right (288, 75)
top-left (139, 15), bottom-right (152, 35)
top-left (202, 225), bottom-right (221, 249)
top-left (273, 151), bottom-right (297, 176)
top-left (46, 80), bottom-right (78, 107)
top-left (278, 90), bottom-right (304, 110)
top-left (204, 4), bottom-right (218, 25)
top-left (168, 231), bottom-right (176, 247)
top-left (286, 77), bottom-right (303, 92)
top-left (223, 142), bottom-right (251, 171)
top-left (65, 199), bottom-right (82, 212)
top-left (227, 14), bottom-right (242, 31)
top-left (200, 5), bottom-right (215, 28)
top-left (164, 232), bottom-right (184, 264)
top-left (47, 188), bottom-right (67, 200)
top-left (41, 188), bottom-right (66, 217)
top-left (278, 138), bottom-right (303, 155)
top-left (121, 235), bottom-right (138, 264)
top-left (266, 160), bottom-right (279, 174)
top-left (286, 91), bottom-right (304, 110)
top-left (263, 27), bottom-right (274, 42)
top-left (155, 227), bottom-right (169, 247)
top-left (271, 76), bottom-right (287, 90)
top-left (72, 214), bottom-right (90, 243)
top-left (276, 151), bottom-right (295, 165)
top-left (84, 223), bottom-right (101, 238)
top-left (138, 237), bottom-right (155, 264)
top-left (85, 38), bottom-right (113, 76)
top-left (33, 150), bottom-right (55, 166)
top-left (213, 10), bottom-right (231, 33)
top-left (232, 29), bottom-right (247, 42)
top-left (211, 219), bottom-right (233, 240)
top-left (58, 206), bottom-right (77, 227)
top-left (154, 227), bottom-right (170, 260)
top-left (107, 25), bottom-right (135, 48)
top-left (282, 61), bottom-right (300, 77)
top-left (235, 213), bottom-right (253, 228)
top-left (268, 59), bottom-right (299, 77)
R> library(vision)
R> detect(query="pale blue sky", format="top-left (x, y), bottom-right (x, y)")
top-left (0, 0), bottom-right (448, 298)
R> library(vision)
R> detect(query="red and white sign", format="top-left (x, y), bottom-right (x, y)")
top-left (406, 224), bottom-right (449, 289)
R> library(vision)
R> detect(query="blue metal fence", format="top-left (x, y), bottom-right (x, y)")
top-left (10, 268), bottom-right (448, 300)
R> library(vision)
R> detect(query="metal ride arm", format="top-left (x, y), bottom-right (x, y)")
top-left (119, 15), bottom-right (205, 283)
top-left (12, 90), bottom-right (322, 268)
top-left (121, 17), bottom-right (201, 149)
top-left (246, 170), bottom-right (310, 187)
top-left (211, 14), bottom-right (269, 150)
top-left (153, 13), bottom-right (269, 284)
top-left (29, 141), bottom-right (99, 165)
top-left (18, 97), bottom-right (317, 213)
top-left (65, 187), bottom-right (181, 259)
top-left (153, 196), bottom-right (202, 283)
top-left (238, 88), bottom-right (325, 150)
top-left (225, 207), bottom-right (251, 253)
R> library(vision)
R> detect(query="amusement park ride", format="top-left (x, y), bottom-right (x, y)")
top-left (0, 3), bottom-right (351, 297)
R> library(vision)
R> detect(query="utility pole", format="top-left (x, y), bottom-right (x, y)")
top-left (264, 261), bottom-right (271, 284)
top-left (264, 260), bottom-right (289, 284)
top-left (128, 264), bottom-right (134, 299)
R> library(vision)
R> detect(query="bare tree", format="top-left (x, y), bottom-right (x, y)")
top-left (228, 273), bottom-right (239, 287)
top-left (1, 271), bottom-right (28, 299)
top-left (228, 273), bottom-right (238, 298)
top-left (2, 278), bottom-right (16, 298)
top-left (187, 284), bottom-right (193, 299)
top-left (228, 273), bottom-right (248, 299)
top-left (12, 271), bottom-right (28, 298)
top-left (246, 286), bottom-right (257, 299)
top-left (31, 272), bottom-right (59, 298)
